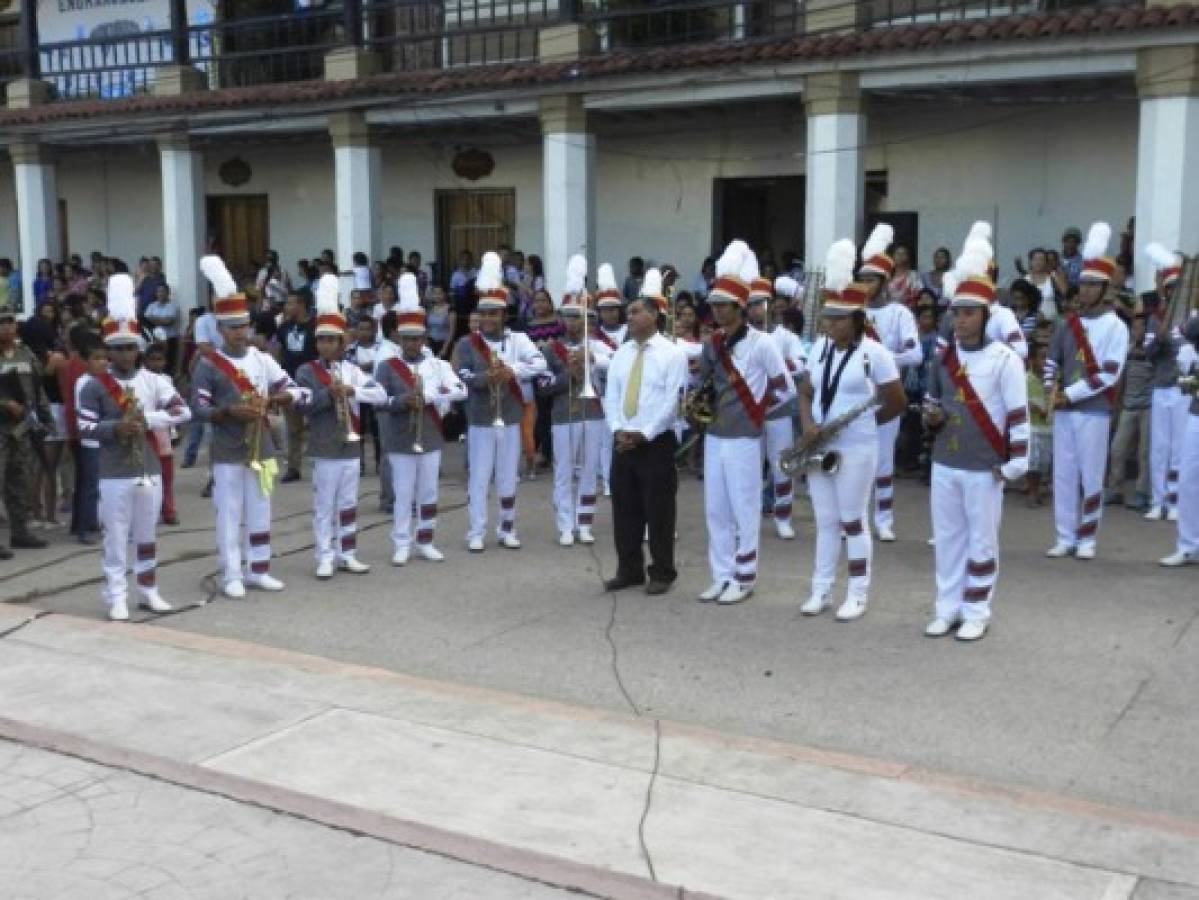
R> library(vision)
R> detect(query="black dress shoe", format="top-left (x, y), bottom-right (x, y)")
top-left (281, 470), bottom-right (302, 483)
top-left (0, 545), bottom-right (12, 559)
top-left (604, 576), bottom-right (645, 592)
top-left (10, 533), bottom-right (48, 550)
top-left (645, 579), bottom-right (673, 596)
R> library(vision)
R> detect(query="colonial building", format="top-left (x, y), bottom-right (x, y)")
top-left (0, 0), bottom-right (1196, 311)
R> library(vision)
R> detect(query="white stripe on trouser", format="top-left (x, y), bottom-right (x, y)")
top-left (1176, 415), bottom-right (1199, 555)
top-left (931, 464), bottom-right (1004, 624)
top-left (389, 450), bottom-right (441, 552)
top-left (598, 425), bottom-right (614, 488)
top-left (467, 424), bottom-right (521, 540)
top-left (808, 443), bottom-right (877, 598)
top-left (312, 457), bottom-right (360, 565)
top-left (1052, 412), bottom-right (1111, 550)
top-left (1150, 387), bottom-right (1189, 509)
top-left (704, 435), bottom-right (764, 585)
top-left (873, 417), bottom-right (900, 530)
top-left (213, 463), bottom-right (273, 585)
top-left (98, 477), bottom-right (162, 608)
top-left (552, 420), bottom-right (603, 534)
top-left (763, 417), bottom-right (796, 524)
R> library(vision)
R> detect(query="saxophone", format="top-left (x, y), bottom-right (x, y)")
top-left (779, 395), bottom-right (881, 477)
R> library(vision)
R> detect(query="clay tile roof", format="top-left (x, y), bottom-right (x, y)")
top-left (0, 2), bottom-right (1192, 130)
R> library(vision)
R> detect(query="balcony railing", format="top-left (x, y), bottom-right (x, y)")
top-left (861, 0), bottom-right (1131, 28)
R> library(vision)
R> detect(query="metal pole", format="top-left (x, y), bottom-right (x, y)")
top-left (19, 0), bottom-right (40, 80)
top-left (170, 0), bottom-right (191, 64)
top-left (343, 0), bottom-right (364, 48)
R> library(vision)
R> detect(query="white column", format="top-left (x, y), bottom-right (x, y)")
top-left (1134, 97), bottom-right (1199, 293)
top-left (803, 73), bottom-right (863, 270)
top-left (330, 112), bottom-right (380, 287)
top-left (159, 134), bottom-right (205, 314)
top-left (540, 96), bottom-right (595, 298)
top-left (11, 143), bottom-right (60, 316)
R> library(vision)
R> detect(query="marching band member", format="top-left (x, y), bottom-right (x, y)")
top-left (858, 222), bottom-right (923, 542)
top-left (191, 255), bottom-right (308, 598)
top-left (749, 275), bottom-right (805, 540)
top-left (1143, 242), bottom-right (1189, 522)
top-left (453, 251), bottom-right (546, 552)
top-left (696, 242), bottom-right (792, 605)
top-left (1161, 316), bottom-right (1199, 567)
top-left (79, 274), bottom-right (191, 621)
top-left (934, 224), bottom-right (1029, 362)
top-left (798, 240), bottom-right (905, 621)
top-left (1045, 222), bottom-right (1129, 561)
top-left (376, 273), bottom-right (466, 565)
top-left (294, 273), bottom-right (387, 579)
top-left (923, 236), bottom-right (1029, 642)
top-left (593, 263), bottom-right (626, 497)
top-left (539, 255), bottom-right (612, 547)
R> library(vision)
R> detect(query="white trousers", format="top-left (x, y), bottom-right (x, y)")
top-left (213, 463), bottom-right (273, 585)
top-left (389, 451), bottom-right (441, 552)
top-left (808, 443), bottom-right (877, 599)
top-left (873, 417), bottom-right (900, 530)
top-left (763, 416), bottom-right (796, 524)
top-left (1052, 412), bottom-right (1111, 550)
top-left (312, 457), bottom-right (361, 565)
top-left (1150, 387), bottom-right (1189, 509)
top-left (99, 477), bottom-right (162, 608)
top-left (931, 464), bottom-right (1004, 624)
top-left (467, 424), bottom-right (521, 540)
top-left (598, 424), bottom-right (614, 488)
top-left (704, 435), bottom-right (764, 585)
top-left (1176, 415), bottom-right (1199, 555)
top-left (552, 420), bottom-right (603, 534)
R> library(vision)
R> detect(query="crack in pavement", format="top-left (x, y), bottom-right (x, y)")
top-left (0, 610), bottom-right (53, 640)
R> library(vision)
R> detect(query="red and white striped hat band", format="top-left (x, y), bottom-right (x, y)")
top-left (1080, 257), bottom-right (1117, 283)
top-left (560, 294), bottom-right (587, 315)
top-left (314, 313), bottom-right (347, 336)
top-left (101, 318), bottom-right (140, 344)
top-left (950, 275), bottom-right (996, 308)
top-left (595, 289), bottom-right (623, 308)
top-left (397, 310), bottom-right (427, 334)
top-left (1162, 266), bottom-right (1182, 287)
top-left (477, 288), bottom-right (508, 311)
top-left (748, 278), bottom-right (773, 303)
top-left (859, 254), bottom-right (894, 279)
top-left (709, 275), bottom-right (751, 307)
top-left (822, 283), bottom-right (869, 315)
top-left (213, 295), bottom-right (250, 322)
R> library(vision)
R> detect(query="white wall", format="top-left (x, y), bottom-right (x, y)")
top-left (0, 164), bottom-right (17, 266)
top-left (58, 146), bottom-right (163, 264)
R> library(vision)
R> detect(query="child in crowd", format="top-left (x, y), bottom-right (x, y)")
top-left (144, 343), bottom-right (179, 525)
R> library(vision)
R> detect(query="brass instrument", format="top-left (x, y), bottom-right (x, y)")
top-left (779, 395), bottom-right (881, 477)
top-left (681, 371), bottom-right (717, 428)
top-left (242, 389), bottom-right (267, 472)
top-left (410, 371), bottom-right (425, 453)
top-left (332, 364), bottom-right (361, 444)
top-left (488, 349), bottom-right (507, 428)
top-left (120, 386), bottom-right (153, 488)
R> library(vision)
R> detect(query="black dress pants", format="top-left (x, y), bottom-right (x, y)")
top-left (610, 431), bottom-right (678, 584)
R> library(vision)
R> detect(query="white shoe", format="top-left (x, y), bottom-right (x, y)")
top-left (1075, 543), bottom-right (1096, 561)
top-left (499, 533), bottom-right (522, 550)
top-left (924, 617), bottom-right (955, 638)
top-left (877, 526), bottom-right (896, 543)
top-left (416, 544), bottom-right (445, 562)
top-left (603, 485), bottom-right (611, 498)
top-left (1160, 551), bottom-right (1197, 567)
top-left (1045, 543), bottom-right (1074, 559)
top-left (717, 581), bottom-right (754, 604)
top-left (956, 620), bottom-right (988, 642)
top-left (697, 581), bottom-right (727, 602)
top-left (558, 530), bottom-right (575, 547)
top-left (108, 598), bottom-right (129, 622)
top-left (1144, 505), bottom-right (1164, 521)
top-left (223, 580), bottom-right (246, 599)
top-left (926, 537), bottom-right (935, 547)
top-left (246, 573), bottom-right (285, 591)
top-left (775, 520), bottom-right (796, 540)
top-left (467, 536), bottom-right (485, 553)
top-left (801, 591), bottom-right (830, 616)
top-left (340, 557), bottom-right (370, 575)
top-left (392, 547), bottom-right (410, 566)
top-left (315, 559), bottom-right (334, 579)
top-left (138, 591), bottom-right (172, 614)
top-left (577, 527), bottom-right (595, 545)
top-left (835, 594), bottom-right (868, 622)
top-left (1167, 507), bottom-right (1179, 522)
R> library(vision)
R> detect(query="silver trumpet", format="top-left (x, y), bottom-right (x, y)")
top-left (411, 371), bottom-right (425, 453)
top-left (489, 344), bottom-right (507, 428)
top-left (333, 366), bottom-right (361, 444)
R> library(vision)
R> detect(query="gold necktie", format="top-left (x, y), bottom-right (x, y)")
top-left (623, 342), bottom-right (646, 419)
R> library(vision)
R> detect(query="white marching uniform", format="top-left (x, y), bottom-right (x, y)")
top-left (806, 337), bottom-right (899, 602)
top-left (78, 368), bottom-right (191, 612)
top-left (1047, 311), bottom-right (1129, 552)
top-left (986, 304), bottom-right (1029, 360)
top-left (700, 326), bottom-right (791, 589)
top-left (865, 302), bottom-right (923, 531)
top-left (1173, 346), bottom-right (1199, 556)
top-left (927, 339), bottom-right (1029, 625)
top-left (762, 325), bottom-right (806, 527)
top-left (593, 324), bottom-right (627, 490)
top-left (1147, 329), bottom-right (1196, 513)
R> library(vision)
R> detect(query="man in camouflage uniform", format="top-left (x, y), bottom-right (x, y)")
top-left (0, 307), bottom-right (53, 556)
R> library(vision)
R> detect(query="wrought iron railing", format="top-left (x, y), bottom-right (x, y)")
top-left (582, 0), bottom-right (801, 49)
top-left (860, 0), bottom-right (1134, 28)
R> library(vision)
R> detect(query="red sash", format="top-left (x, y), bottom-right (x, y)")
top-left (864, 321), bottom-right (881, 344)
top-left (549, 340), bottom-right (602, 415)
top-left (591, 328), bottom-right (617, 351)
top-left (470, 333), bottom-right (525, 406)
top-left (1065, 314), bottom-right (1117, 408)
top-left (942, 345), bottom-right (1008, 460)
top-left (95, 371), bottom-right (157, 455)
top-left (386, 357), bottom-right (442, 430)
top-left (712, 333), bottom-right (765, 429)
top-left (208, 351), bottom-right (257, 397)
top-left (307, 361), bottom-right (361, 434)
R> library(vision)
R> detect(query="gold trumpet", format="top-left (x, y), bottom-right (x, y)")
top-left (332, 366), bottom-right (361, 444)
top-left (120, 387), bottom-right (153, 487)
top-left (488, 352), bottom-right (507, 428)
top-left (411, 371), bottom-right (425, 453)
top-left (242, 390), bottom-right (267, 471)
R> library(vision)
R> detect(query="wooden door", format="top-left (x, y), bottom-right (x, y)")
top-left (206, 194), bottom-right (269, 286)
top-left (435, 189), bottom-right (515, 287)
